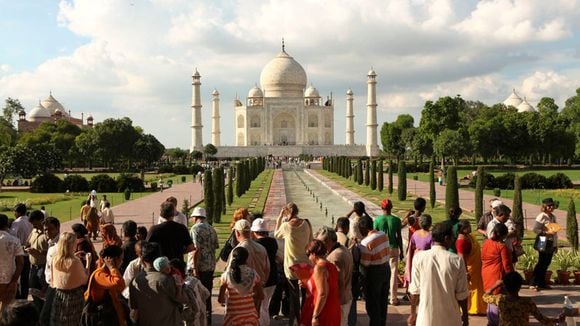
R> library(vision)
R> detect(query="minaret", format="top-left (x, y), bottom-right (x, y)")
top-left (191, 69), bottom-right (203, 152)
top-left (345, 89), bottom-right (354, 145)
top-left (366, 68), bottom-right (379, 157)
top-left (211, 89), bottom-right (221, 146)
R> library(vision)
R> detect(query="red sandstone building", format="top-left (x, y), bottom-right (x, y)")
top-left (17, 92), bottom-right (93, 132)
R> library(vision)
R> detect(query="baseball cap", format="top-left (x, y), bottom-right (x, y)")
top-left (153, 256), bottom-right (170, 272)
top-left (190, 207), bottom-right (206, 218)
top-left (251, 218), bottom-right (268, 232)
top-left (491, 200), bottom-right (503, 209)
top-left (233, 219), bottom-right (251, 232)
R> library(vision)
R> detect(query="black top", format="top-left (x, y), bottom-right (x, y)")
top-left (121, 237), bottom-right (138, 273)
top-left (256, 236), bottom-right (278, 287)
top-left (146, 221), bottom-right (193, 262)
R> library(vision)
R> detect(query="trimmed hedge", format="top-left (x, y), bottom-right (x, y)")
top-left (89, 174), bottom-right (117, 193)
top-left (116, 174), bottom-right (145, 192)
top-left (469, 172), bottom-right (572, 190)
top-left (63, 175), bottom-right (89, 192)
top-left (31, 174), bottom-right (63, 193)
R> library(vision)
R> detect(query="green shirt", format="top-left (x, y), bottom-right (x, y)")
top-left (373, 214), bottom-right (401, 248)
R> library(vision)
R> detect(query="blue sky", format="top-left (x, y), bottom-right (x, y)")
top-left (1, 0), bottom-right (579, 149)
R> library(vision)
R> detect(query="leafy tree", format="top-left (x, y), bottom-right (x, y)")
top-left (566, 198), bottom-right (578, 251)
top-left (364, 160), bottom-right (370, 186)
top-left (74, 128), bottom-right (99, 169)
top-left (0, 144), bottom-right (39, 191)
top-left (204, 144), bottom-right (218, 158)
top-left (474, 166), bottom-right (485, 220)
top-left (191, 150), bottom-right (203, 161)
top-left (388, 160), bottom-right (393, 194)
top-left (3, 98), bottom-right (24, 125)
top-left (397, 161), bottom-right (407, 200)
top-left (370, 160), bottom-right (377, 190)
top-left (445, 166), bottom-right (459, 213)
top-left (203, 169), bottom-right (214, 224)
top-left (133, 134), bottom-right (165, 169)
top-left (227, 168), bottom-right (233, 206)
top-left (93, 117), bottom-right (140, 167)
top-left (380, 122), bottom-right (405, 160)
top-left (512, 175), bottom-right (524, 239)
top-left (429, 160), bottom-right (436, 208)
top-left (377, 160), bottom-right (384, 192)
top-left (0, 118), bottom-right (17, 147)
top-left (434, 129), bottom-right (470, 166)
top-left (356, 159), bottom-right (363, 185)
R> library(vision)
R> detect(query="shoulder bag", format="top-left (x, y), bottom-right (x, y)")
top-left (80, 271), bottom-right (119, 326)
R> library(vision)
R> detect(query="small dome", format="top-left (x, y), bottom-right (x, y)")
top-left (212, 89), bottom-right (219, 96)
top-left (517, 98), bottom-right (535, 113)
top-left (193, 69), bottom-right (200, 77)
top-left (260, 50), bottom-right (307, 98)
top-left (346, 88), bottom-right (353, 96)
top-left (368, 68), bottom-right (376, 76)
top-left (304, 85), bottom-right (320, 98)
top-left (248, 85), bottom-right (263, 98)
top-left (27, 102), bottom-right (51, 121)
top-left (87, 114), bottom-right (94, 120)
top-left (503, 89), bottom-right (523, 108)
top-left (41, 93), bottom-right (67, 116)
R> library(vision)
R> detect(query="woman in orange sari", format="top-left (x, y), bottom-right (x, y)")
top-left (481, 223), bottom-right (513, 326)
top-left (456, 220), bottom-right (486, 315)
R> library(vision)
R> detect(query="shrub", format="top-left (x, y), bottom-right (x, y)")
top-left (89, 174), bottom-right (117, 193)
top-left (181, 176), bottom-right (186, 183)
top-left (520, 172), bottom-right (547, 189)
top-left (494, 173), bottom-right (515, 190)
top-left (31, 174), bottom-right (63, 193)
top-left (445, 166), bottom-right (459, 213)
top-left (397, 161), bottom-right (407, 201)
top-left (469, 173), bottom-right (496, 189)
top-left (63, 175), bottom-right (89, 192)
top-left (546, 173), bottom-right (573, 189)
top-left (173, 165), bottom-right (190, 175)
top-left (150, 182), bottom-right (158, 192)
top-left (124, 188), bottom-right (131, 200)
top-left (474, 166), bottom-right (484, 221)
top-left (116, 174), bottom-right (145, 192)
top-left (567, 199), bottom-right (578, 251)
top-left (493, 188), bottom-right (501, 197)
top-left (191, 164), bottom-right (204, 175)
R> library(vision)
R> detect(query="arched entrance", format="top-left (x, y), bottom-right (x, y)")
top-left (273, 112), bottom-right (296, 145)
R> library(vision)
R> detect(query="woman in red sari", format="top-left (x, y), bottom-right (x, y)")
top-left (300, 239), bottom-right (341, 326)
top-left (71, 223), bottom-right (98, 273)
top-left (481, 223), bottom-right (513, 326)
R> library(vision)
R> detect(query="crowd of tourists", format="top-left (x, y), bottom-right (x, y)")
top-left (0, 191), bottom-right (577, 326)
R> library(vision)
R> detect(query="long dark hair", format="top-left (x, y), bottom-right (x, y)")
top-left (230, 247), bottom-right (249, 283)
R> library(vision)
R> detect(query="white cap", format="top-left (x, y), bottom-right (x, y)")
top-left (251, 218), bottom-right (268, 232)
top-left (191, 207), bottom-right (206, 218)
top-left (491, 200), bottom-right (503, 208)
top-left (233, 219), bottom-right (251, 232)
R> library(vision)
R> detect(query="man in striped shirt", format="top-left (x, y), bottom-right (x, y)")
top-left (358, 215), bottom-right (390, 326)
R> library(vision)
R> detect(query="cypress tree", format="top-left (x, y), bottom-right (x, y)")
top-left (357, 159), bottom-right (363, 185)
top-left (348, 159), bottom-right (353, 179)
top-left (445, 166), bottom-right (459, 213)
top-left (364, 161), bottom-right (370, 186)
top-left (567, 198), bottom-right (578, 251)
top-left (212, 167), bottom-right (222, 223)
top-left (244, 160), bottom-right (250, 191)
top-left (235, 163), bottom-right (243, 197)
top-left (203, 169), bottom-right (214, 224)
top-left (227, 167), bottom-right (233, 206)
top-left (370, 160), bottom-right (377, 190)
top-left (429, 160), bottom-right (436, 208)
top-left (353, 162), bottom-right (358, 183)
top-left (474, 166), bottom-right (485, 220)
top-left (343, 158), bottom-right (348, 178)
top-left (388, 160), bottom-right (393, 194)
top-left (377, 160), bottom-right (384, 192)
top-left (397, 161), bottom-right (407, 200)
top-left (512, 174), bottom-right (524, 239)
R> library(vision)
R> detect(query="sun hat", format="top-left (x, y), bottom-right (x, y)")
top-left (233, 219), bottom-right (251, 232)
top-left (251, 218), bottom-right (268, 232)
top-left (190, 207), bottom-right (207, 218)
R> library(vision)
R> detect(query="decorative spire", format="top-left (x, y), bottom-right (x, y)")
top-left (282, 38), bottom-right (285, 53)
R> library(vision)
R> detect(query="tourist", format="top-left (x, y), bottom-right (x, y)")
top-left (10, 203), bottom-right (32, 300)
top-left (404, 214), bottom-right (433, 285)
top-left (147, 201), bottom-right (194, 262)
top-left (88, 190), bottom-right (98, 208)
top-left (408, 223), bottom-right (469, 326)
top-left (251, 217), bottom-right (279, 326)
top-left (136, 226), bottom-right (148, 241)
top-left (218, 247), bottom-right (263, 326)
top-left (223, 208), bottom-right (252, 254)
top-left (71, 223), bottom-right (98, 273)
top-left (24, 210), bottom-right (48, 310)
top-left (274, 202), bottom-right (313, 325)
top-left (0, 214), bottom-right (25, 311)
top-left (129, 242), bottom-right (184, 326)
top-left (316, 227), bottom-right (353, 326)
top-left (122, 240), bottom-right (145, 300)
top-left (373, 198), bottom-right (403, 305)
top-left (86, 245), bottom-right (126, 326)
top-left (455, 220), bottom-right (486, 315)
top-left (402, 197), bottom-right (426, 249)
top-left (530, 198), bottom-right (558, 292)
top-left (299, 239), bottom-right (341, 326)
top-left (335, 217), bottom-right (350, 247)
top-left (102, 223), bottom-right (123, 249)
top-left (481, 223), bottom-right (513, 326)
top-left (99, 194), bottom-right (110, 213)
top-left (227, 219), bottom-right (270, 316)
top-left (50, 232), bottom-right (91, 326)
top-left (345, 201), bottom-right (370, 242)
top-left (39, 217), bottom-right (60, 324)
top-left (171, 258), bottom-right (210, 326)
top-left (486, 204), bottom-right (519, 261)
top-left (188, 207), bottom-right (218, 325)
top-left (0, 299), bottom-right (39, 326)
top-left (86, 206), bottom-right (100, 240)
top-left (157, 196), bottom-right (188, 227)
top-left (477, 199), bottom-right (501, 238)
top-left (80, 200), bottom-right (91, 227)
top-left (357, 215), bottom-right (389, 326)
top-left (483, 272), bottom-right (562, 325)
top-left (101, 201), bottom-right (115, 224)
top-left (120, 220), bottom-right (138, 273)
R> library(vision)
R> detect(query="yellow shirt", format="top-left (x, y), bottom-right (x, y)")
top-left (274, 219), bottom-right (313, 280)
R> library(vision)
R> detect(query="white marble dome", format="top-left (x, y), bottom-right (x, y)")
top-left (517, 98), bottom-right (535, 113)
top-left (304, 85), bottom-right (319, 98)
top-left (260, 50), bottom-right (307, 97)
top-left (248, 85), bottom-right (263, 98)
top-left (28, 102), bottom-right (51, 121)
top-left (346, 88), bottom-right (353, 95)
top-left (503, 89), bottom-right (523, 108)
top-left (40, 93), bottom-right (67, 116)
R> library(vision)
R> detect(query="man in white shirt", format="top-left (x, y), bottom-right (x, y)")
top-left (100, 201), bottom-right (115, 224)
top-left (0, 214), bottom-right (25, 311)
top-left (156, 196), bottom-right (188, 227)
top-left (408, 223), bottom-right (469, 326)
top-left (486, 204), bottom-right (518, 254)
top-left (39, 217), bottom-right (60, 325)
top-left (10, 203), bottom-right (32, 299)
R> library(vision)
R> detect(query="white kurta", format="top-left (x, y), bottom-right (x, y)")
top-left (409, 245), bottom-right (469, 326)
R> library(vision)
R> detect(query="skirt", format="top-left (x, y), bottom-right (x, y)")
top-left (50, 286), bottom-right (85, 326)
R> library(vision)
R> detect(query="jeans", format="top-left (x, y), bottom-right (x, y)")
top-left (532, 251), bottom-right (553, 288)
top-left (29, 264), bottom-right (47, 311)
top-left (348, 297), bottom-right (357, 326)
top-left (287, 279), bottom-right (305, 326)
top-left (16, 256), bottom-right (30, 299)
top-left (197, 271), bottom-right (214, 325)
top-left (388, 248), bottom-right (400, 304)
top-left (361, 263), bottom-right (389, 326)
top-left (269, 272), bottom-right (289, 317)
top-left (260, 285), bottom-right (276, 326)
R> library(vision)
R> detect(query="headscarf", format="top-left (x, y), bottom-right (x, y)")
top-left (101, 224), bottom-right (122, 248)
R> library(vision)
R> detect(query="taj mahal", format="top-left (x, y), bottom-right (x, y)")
top-left (190, 43), bottom-right (380, 158)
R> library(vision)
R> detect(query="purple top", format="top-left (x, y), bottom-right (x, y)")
top-left (404, 231), bottom-right (432, 283)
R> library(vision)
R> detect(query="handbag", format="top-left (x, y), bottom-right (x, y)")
top-left (533, 234), bottom-right (554, 253)
top-left (80, 271), bottom-right (119, 326)
top-left (219, 231), bottom-right (235, 262)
